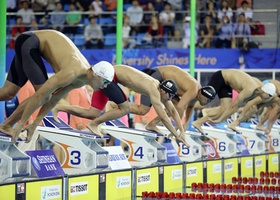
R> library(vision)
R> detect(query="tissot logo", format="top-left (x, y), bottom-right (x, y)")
top-left (70, 182), bottom-right (88, 196)
top-left (137, 173), bottom-right (151, 185)
top-left (225, 162), bottom-right (233, 171)
top-left (187, 167), bottom-right (197, 177)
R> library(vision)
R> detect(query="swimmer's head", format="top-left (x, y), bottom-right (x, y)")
top-left (201, 86), bottom-right (216, 101)
top-left (199, 86), bottom-right (216, 106)
top-left (91, 61), bottom-right (114, 82)
top-left (160, 79), bottom-right (177, 99)
top-left (261, 83), bottom-right (276, 97)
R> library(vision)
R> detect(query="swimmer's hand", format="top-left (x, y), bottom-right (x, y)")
top-left (13, 123), bottom-right (24, 142)
top-left (23, 123), bottom-right (38, 143)
top-left (51, 106), bottom-right (61, 123)
top-left (178, 131), bottom-right (190, 147)
top-left (167, 132), bottom-right (190, 148)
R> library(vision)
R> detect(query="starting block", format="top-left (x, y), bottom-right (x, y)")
top-left (271, 120), bottom-right (280, 151)
top-left (156, 126), bottom-right (209, 162)
top-left (0, 133), bottom-right (31, 182)
top-left (36, 116), bottom-right (109, 174)
top-left (250, 119), bottom-right (280, 152)
top-left (200, 123), bottom-right (242, 158)
top-left (102, 120), bottom-right (166, 167)
top-left (231, 120), bottom-right (270, 154)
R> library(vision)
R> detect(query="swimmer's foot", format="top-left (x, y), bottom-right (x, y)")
top-left (0, 124), bottom-right (14, 137)
top-left (192, 121), bottom-right (205, 135)
top-left (145, 124), bottom-right (164, 135)
top-left (256, 125), bottom-right (266, 131)
top-left (227, 122), bottom-right (240, 133)
top-left (86, 122), bottom-right (104, 138)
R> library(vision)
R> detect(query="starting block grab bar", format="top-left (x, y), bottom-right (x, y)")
top-left (235, 123), bottom-right (270, 154)
top-left (36, 116), bottom-right (110, 174)
top-left (103, 120), bottom-right (167, 167)
top-left (0, 133), bottom-right (31, 182)
top-left (156, 126), bottom-right (209, 162)
top-left (201, 123), bottom-right (242, 158)
top-left (249, 119), bottom-right (280, 152)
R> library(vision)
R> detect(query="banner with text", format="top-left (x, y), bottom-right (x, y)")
top-left (6, 49), bottom-right (280, 72)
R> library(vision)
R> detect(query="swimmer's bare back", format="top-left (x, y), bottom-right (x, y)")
top-left (114, 64), bottom-right (160, 95)
top-left (33, 30), bottom-right (90, 72)
top-left (222, 69), bottom-right (261, 93)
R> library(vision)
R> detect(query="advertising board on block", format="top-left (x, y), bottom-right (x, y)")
top-left (136, 167), bottom-right (159, 197)
top-left (224, 158), bottom-right (238, 184)
top-left (26, 179), bottom-right (63, 200)
top-left (163, 164), bottom-right (183, 193)
top-left (254, 155), bottom-right (266, 178)
top-left (268, 153), bottom-right (279, 172)
top-left (240, 156), bottom-right (253, 178)
top-left (68, 175), bottom-right (99, 200)
top-left (206, 160), bottom-right (222, 184)
top-left (185, 162), bottom-right (203, 193)
top-left (106, 170), bottom-right (132, 200)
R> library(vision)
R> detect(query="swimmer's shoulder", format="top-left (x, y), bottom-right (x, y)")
top-left (33, 30), bottom-right (66, 40)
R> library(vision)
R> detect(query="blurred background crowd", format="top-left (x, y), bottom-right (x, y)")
top-left (6, 0), bottom-right (269, 50)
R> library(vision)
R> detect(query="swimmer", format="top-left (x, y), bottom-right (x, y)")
top-left (255, 79), bottom-right (280, 134)
top-left (0, 30), bottom-right (114, 142)
top-left (228, 79), bottom-right (278, 132)
top-left (52, 65), bottom-right (188, 145)
top-left (192, 69), bottom-right (276, 134)
top-left (141, 65), bottom-right (216, 131)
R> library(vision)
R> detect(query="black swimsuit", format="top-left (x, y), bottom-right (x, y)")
top-left (207, 70), bottom-right (232, 99)
top-left (7, 32), bottom-right (48, 87)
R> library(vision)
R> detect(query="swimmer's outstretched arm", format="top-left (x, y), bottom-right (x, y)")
top-left (164, 100), bottom-right (189, 146)
top-left (176, 91), bottom-right (197, 128)
top-left (53, 104), bottom-right (98, 121)
top-left (214, 92), bottom-right (250, 122)
top-left (13, 70), bottom-right (82, 141)
top-left (232, 97), bottom-right (261, 125)
top-left (164, 101), bottom-right (184, 133)
top-left (14, 83), bottom-right (82, 142)
top-left (265, 106), bottom-right (280, 134)
top-left (149, 94), bottom-right (187, 145)
top-left (257, 107), bottom-right (272, 128)
top-left (88, 101), bottom-right (131, 125)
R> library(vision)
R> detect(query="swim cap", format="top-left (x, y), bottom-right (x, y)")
top-left (92, 61), bottom-right (114, 82)
top-left (261, 83), bottom-right (276, 96)
top-left (201, 86), bottom-right (216, 100)
top-left (160, 79), bottom-right (177, 95)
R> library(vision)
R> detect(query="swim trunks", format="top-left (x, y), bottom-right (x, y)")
top-left (140, 68), bottom-right (163, 107)
top-left (7, 32), bottom-right (48, 87)
top-left (207, 70), bottom-right (232, 98)
top-left (91, 74), bottom-right (127, 110)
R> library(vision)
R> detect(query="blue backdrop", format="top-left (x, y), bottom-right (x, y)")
top-left (6, 48), bottom-right (280, 73)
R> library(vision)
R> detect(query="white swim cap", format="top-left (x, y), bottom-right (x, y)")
top-left (92, 61), bottom-right (114, 82)
top-left (261, 83), bottom-right (276, 96)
